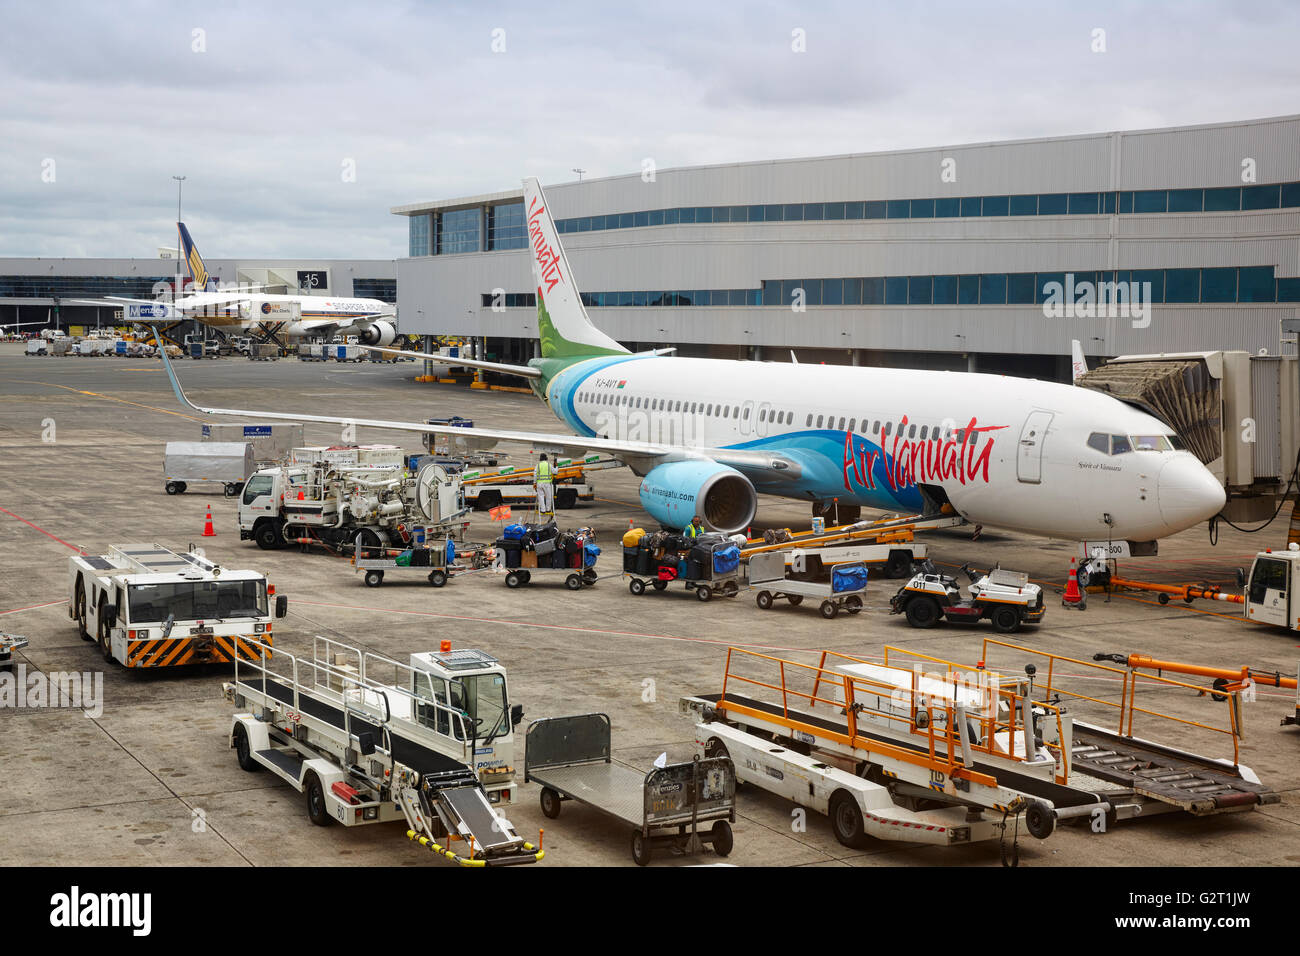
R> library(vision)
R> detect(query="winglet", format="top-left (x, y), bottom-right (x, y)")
top-left (1070, 339), bottom-right (1088, 383)
top-left (148, 322), bottom-right (204, 412)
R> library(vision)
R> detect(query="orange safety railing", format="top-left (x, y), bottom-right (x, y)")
top-left (979, 639), bottom-right (1243, 768)
top-left (717, 646), bottom-right (1061, 789)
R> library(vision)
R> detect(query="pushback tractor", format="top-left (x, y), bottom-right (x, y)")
top-left (224, 638), bottom-right (543, 866)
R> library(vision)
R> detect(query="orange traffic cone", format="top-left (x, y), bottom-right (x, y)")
top-left (202, 505), bottom-right (216, 537)
top-left (1062, 557), bottom-right (1084, 607)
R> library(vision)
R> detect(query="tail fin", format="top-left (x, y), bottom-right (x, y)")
top-left (522, 178), bottom-right (628, 359)
top-left (177, 222), bottom-right (217, 292)
top-left (1070, 339), bottom-right (1088, 383)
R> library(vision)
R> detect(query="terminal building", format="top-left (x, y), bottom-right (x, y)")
top-left (392, 114), bottom-right (1300, 381)
top-left (0, 255), bottom-right (395, 335)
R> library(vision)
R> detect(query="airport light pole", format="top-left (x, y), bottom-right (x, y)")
top-left (572, 168), bottom-right (586, 182)
top-left (172, 175), bottom-right (186, 309)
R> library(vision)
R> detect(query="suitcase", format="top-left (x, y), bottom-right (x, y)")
top-left (505, 548), bottom-right (521, 569)
top-left (521, 550), bottom-right (538, 569)
top-left (534, 538), bottom-right (556, 557)
top-left (636, 545), bottom-right (654, 575)
top-left (624, 547), bottom-right (639, 572)
top-left (553, 550), bottom-right (569, 569)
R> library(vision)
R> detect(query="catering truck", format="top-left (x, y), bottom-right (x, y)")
top-left (69, 544), bottom-right (286, 668)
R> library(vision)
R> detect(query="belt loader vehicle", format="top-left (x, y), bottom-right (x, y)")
top-left (683, 643), bottom-right (1273, 858)
top-left (225, 637), bottom-right (542, 866)
top-left (890, 563), bottom-right (1045, 632)
top-left (69, 544), bottom-right (287, 667)
top-left (239, 446), bottom-right (467, 552)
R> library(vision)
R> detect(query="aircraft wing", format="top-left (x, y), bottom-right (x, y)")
top-left (152, 329), bottom-right (800, 477)
top-left (363, 344), bottom-right (676, 380)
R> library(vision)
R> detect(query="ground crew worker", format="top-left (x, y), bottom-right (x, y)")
top-left (684, 515), bottom-right (705, 539)
top-left (535, 454), bottom-right (554, 516)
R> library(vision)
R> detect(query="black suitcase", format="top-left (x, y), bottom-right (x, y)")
top-left (623, 547), bottom-right (639, 572)
top-left (505, 549), bottom-right (522, 569)
top-left (636, 545), bottom-right (654, 575)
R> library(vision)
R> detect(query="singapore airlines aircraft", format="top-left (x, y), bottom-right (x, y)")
top-left (152, 177), bottom-right (1226, 546)
top-left (81, 223), bottom-right (400, 347)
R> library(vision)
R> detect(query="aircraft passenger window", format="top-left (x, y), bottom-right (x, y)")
top-left (955, 429), bottom-right (965, 443)
top-left (1111, 435), bottom-right (1132, 454)
top-left (847, 418), bottom-right (855, 432)
top-left (816, 415), bottom-right (824, 427)
top-left (908, 425), bottom-right (916, 438)
top-left (732, 407), bottom-right (740, 418)
top-left (872, 421), bottom-right (880, 434)
top-left (919, 426), bottom-right (928, 439)
top-left (884, 422), bottom-right (892, 436)
top-left (743, 407), bottom-right (750, 420)
top-left (968, 432), bottom-right (979, 446)
top-left (759, 409), bottom-right (766, 422)
top-left (1087, 433), bottom-right (1109, 454)
top-left (705, 404), bottom-right (711, 415)
top-left (806, 415), bottom-right (813, 426)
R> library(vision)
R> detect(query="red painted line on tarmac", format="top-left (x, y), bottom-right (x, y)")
top-left (0, 600), bottom-right (65, 616)
top-left (293, 598), bottom-right (801, 651)
top-left (0, 507), bottom-right (84, 554)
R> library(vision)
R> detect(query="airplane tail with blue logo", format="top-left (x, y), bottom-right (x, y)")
top-left (177, 222), bottom-right (218, 292)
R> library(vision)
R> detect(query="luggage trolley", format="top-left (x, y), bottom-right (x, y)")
top-left (747, 551), bottom-right (869, 619)
top-left (525, 713), bottom-right (736, 866)
top-left (354, 528), bottom-right (460, 588)
top-left (623, 532), bottom-right (743, 602)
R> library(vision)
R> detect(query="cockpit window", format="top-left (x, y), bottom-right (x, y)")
top-left (1087, 432), bottom-right (1109, 454)
top-left (1132, 435), bottom-right (1172, 451)
top-left (1110, 435), bottom-right (1132, 454)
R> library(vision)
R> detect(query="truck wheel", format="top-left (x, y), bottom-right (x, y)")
top-left (884, 551), bottom-right (913, 579)
top-left (631, 831), bottom-right (653, 867)
top-left (254, 521), bottom-right (282, 551)
top-left (556, 488), bottom-right (577, 510)
top-left (564, 573), bottom-right (583, 591)
top-left (165, 481), bottom-right (182, 495)
top-left (476, 491), bottom-right (501, 512)
top-left (223, 483), bottom-right (238, 497)
top-left (704, 738), bottom-right (729, 761)
top-left (305, 773), bottom-right (331, 827)
top-left (96, 598), bottom-right (115, 663)
top-left (830, 792), bottom-right (868, 849)
top-left (364, 570), bottom-right (384, 588)
top-left (427, 569), bottom-right (447, 587)
top-left (905, 596), bottom-right (941, 628)
top-left (540, 787), bottom-right (562, 819)
top-left (1025, 801), bottom-right (1055, 840)
top-left (629, 578), bottom-right (646, 595)
top-left (233, 725), bottom-right (260, 772)
top-left (710, 820), bottom-right (734, 857)
top-left (756, 590), bottom-right (773, 610)
top-left (505, 571), bottom-right (523, 589)
top-left (845, 595), bottom-right (863, 614)
top-left (819, 600), bottom-right (838, 619)
top-left (991, 607), bottom-right (1021, 634)
top-left (74, 577), bottom-right (91, 641)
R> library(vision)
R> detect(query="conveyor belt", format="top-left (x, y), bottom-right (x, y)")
top-left (437, 786), bottom-right (520, 851)
top-left (1070, 726), bottom-right (1276, 814)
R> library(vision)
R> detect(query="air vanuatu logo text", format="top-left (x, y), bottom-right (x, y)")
top-left (527, 197), bottom-right (565, 293)
top-left (842, 415), bottom-right (1006, 493)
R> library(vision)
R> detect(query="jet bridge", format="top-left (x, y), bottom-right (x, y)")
top-left (1078, 348), bottom-right (1300, 524)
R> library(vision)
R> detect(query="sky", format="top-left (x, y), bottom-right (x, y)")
top-left (1, 0), bottom-right (1297, 259)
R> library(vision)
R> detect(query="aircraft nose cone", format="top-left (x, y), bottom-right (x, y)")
top-left (1157, 455), bottom-right (1225, 532)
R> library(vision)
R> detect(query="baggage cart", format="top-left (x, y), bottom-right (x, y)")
top-left (524, 713), bottom-right (736, 866)
top-left (495, 523), bottom-right (599, 590)
top-left (623, 534), bottom-right (743, 602)
top-left (354, 529), bottom-right (458, 588)
top-left (747, 551), bottom-right (868, 619)
top-left (163, 441), bottom-right (255, 496)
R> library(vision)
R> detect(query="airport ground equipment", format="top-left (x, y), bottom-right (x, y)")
top-left (239, 449), bottom-right (467, 553)
top-left (524, 713), bottom-right (735, 866)
top-left (250, 343), bottom-right (280, 361)
top-left (1093, 651), bottom-right (1297, 706)
top-left (739, 511), bottom-right (967, 578)
top-left (461, 455), bottom-right (616, 512)
top-left (298, 343), bottom-right (325, 362)
top-left (495, 522), bottom-right (599, 590)
top-left (891, 563), bottom-right (1045, 632)
top-left (224, 637), bottom-right (541, 866)
top-left (24, 339), bottom-right (46, 356)
top-left (683, 641), bottom-right (1273, 854)
top-left (69, 544), bottom-right (286, 668)
top-left (200, 421), bottom-right (304, 467)
top-left (624, 529), bottom-right (742, 602)
top-left (747, 551), bottom-right (868, 619)
top-left (163, 441), bottom-right (254, 497)
top-left (353, 528), bottom-right (490, 587)
top-left (0, 633), bottom-right (28, 671)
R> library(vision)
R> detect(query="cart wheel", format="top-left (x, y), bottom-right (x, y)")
top-left (819, 600), bottom-right (838, 619)
top-left (787, 594), bottom-right (803, 607)
top-left (233, 725), bottom-right (260, 773)
top-left (1157, 593), bottom-right (1170, 605)
top-left (991, 607), bottom-right (1021, 634)
top-left (583, 568), bottom-right (598, 584)
top-left (629, 578), bottom-right (646, 595)
top-left (756, 590), bottom-right (773, 610)
top-left (305, 773), bottom-right (331, 827)
top-left (904, 596), bottom-right (941, 628)
top-left (723, 581), bottom-right (738, 597)
top-left (710, 820), bottom-right (734, 857)
top-left (651, 579), bottom-right (667, 591)
top-left (364, 570), bottom-right (384, 588)
top-left (845, 595), bottom-right (863, 614)
top-left (631, 831), bottom-right (653, 867)
top-left (565, 573), bottom-right (583, 591)
top-left (427, 569), bottom-right (448, 587)
top-left (1025, 801), bottom-right (1055, 840)
top-left (505, 571), bottom-right (523, 588)
top-left (696, 586), bottom-right (713, 602)
top-left (165, 481), bottom-right (182, 495)
top-left (539, 787), bottom-right (562, 819)
top-left (520, 570), bottom-right (532, 584)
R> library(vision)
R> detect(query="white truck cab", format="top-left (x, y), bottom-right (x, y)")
top-left (1244, 546), bottom-right (1300, 630)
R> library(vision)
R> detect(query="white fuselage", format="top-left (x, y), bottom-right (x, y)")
top-left (543, 354), bottom-right (1226, 542)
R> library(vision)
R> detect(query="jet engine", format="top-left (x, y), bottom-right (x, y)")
top-left (638, 460), bottom-right (757, 533)
top-left (357, 320), bottom-right (397, 347)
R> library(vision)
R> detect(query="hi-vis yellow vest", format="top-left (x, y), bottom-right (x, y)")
top-left (536, 461), bottom-right (553, 484)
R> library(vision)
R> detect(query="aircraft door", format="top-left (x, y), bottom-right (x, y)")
top-left (1016, 410), bottom-right (1054, 484)
top-left (739, 400), bottom-right (755, 436)
top-left (756, 402), bottom-right (772, 437)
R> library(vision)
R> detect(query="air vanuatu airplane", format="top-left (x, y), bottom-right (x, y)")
top-left (81, 223), bottom-right (399, 346)
top-left (154, 178), bottom-right (1226, 548)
